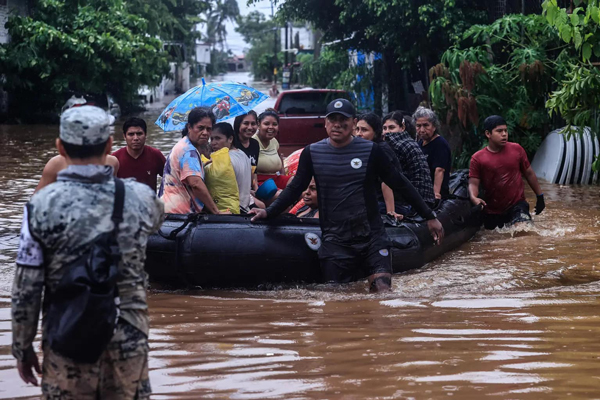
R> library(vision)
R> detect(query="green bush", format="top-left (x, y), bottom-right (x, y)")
top-left (0, 0), bottom-right (170, 119)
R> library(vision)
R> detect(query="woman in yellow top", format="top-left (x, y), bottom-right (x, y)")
top-left (253, 109), bottom-right (291, 190)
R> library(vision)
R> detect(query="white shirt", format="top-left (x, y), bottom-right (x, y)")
top-left (229, 149), bottom-right (252, 211)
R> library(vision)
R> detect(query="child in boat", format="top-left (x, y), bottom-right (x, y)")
top-left (296, 178), bottom-right (319, 218)
top-left (205, 123), bottom-right (252, 214)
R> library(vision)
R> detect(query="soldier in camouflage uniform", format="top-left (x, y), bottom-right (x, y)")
top-left (12, 106), bottom-right (164, 399)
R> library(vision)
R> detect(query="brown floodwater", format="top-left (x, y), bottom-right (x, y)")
top-left (1, 91), bottom-right (600, 399)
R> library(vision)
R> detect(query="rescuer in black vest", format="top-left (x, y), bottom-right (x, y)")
top-left (249, 99), bottom-right (444, 292)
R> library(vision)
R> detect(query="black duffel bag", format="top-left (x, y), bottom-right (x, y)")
top-left (46, 178), bottom-right (124, 363)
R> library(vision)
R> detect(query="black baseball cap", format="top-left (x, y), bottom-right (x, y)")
top-left (325, 98), bottom-right (356, 118)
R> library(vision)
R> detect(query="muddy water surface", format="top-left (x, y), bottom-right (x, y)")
top-left (1, 89), bottom-right (600, 399)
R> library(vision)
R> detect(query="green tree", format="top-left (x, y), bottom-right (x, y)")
top-left (0, 0), bottom-right (170, 119)
top-left (265, 0), bottom-right (489, 110)
top-left (125, 0), bottom-right (209, 63)
top-left (235, 11), bottom-right (280, 79)
top-left (429, 13), bottom-right (575, 167)
top-left (296, 48), bottom-right (348, 88)
top-left (205, 0), bottom-right (240, 50)
top-left (542, 0), bottom-right (600, 166)
top-left (206, 49), bottom-right (231, 75)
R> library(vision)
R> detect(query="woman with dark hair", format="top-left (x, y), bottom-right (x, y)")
top-left (254, 109), bottom-right (291, 190)
top-left (160, 107), bottom-right (221, 214)
top-left (382, 110), bottom-right (416, 139)
top-left (234, 111), bottom-right (260, 190)
top-left (382, 111), bottom-right (407, 137)
top-left (296, 178), bottom-right (319, 218)
top-left (355, 112), bottom-right (383, 142)
top-left (208, 123), bottom-right (252, 213)
top-left (356, 113), bottom-right (405, 220)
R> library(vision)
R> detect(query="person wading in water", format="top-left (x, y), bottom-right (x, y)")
top-left (12, 105), bottom-right (164, 398)
top-left (35, 154), bottom-right (119, 192)
top-left (469, 115), bottom-right (545, 229)
top-left (250, 99), bottom-right (444, 292)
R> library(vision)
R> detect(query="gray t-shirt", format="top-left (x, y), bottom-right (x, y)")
top-left (229, 149), bottom-right (252, 211)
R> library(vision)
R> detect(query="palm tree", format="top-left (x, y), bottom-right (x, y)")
top-left (205, 0), bottom-right (240, 51)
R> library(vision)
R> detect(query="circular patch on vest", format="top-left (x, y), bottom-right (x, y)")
top-left (304, 233), bottom-right (321, 251)
top-left (334, 101), bottom-right (343, 109)
top-left (379, 249), bottom-right (389, 257)
top-left (350, 158), bottom-right (362, 169)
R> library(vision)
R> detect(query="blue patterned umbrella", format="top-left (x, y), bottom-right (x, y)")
top-left (155, 78), bottom-right (268, 132)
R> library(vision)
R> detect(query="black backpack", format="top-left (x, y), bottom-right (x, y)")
top-left (46, 178), bottom-right (124, 363)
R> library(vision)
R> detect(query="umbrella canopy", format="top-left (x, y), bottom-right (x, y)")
top-left (155, 78), bottom-right (268, 132)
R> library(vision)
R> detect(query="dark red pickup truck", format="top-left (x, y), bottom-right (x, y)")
top-left (273, 89), bottom-right (353, 154)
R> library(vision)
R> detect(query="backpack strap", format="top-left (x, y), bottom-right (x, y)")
top-left (112, 178), bottom-right (125, 233)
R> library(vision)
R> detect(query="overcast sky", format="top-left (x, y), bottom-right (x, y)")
top-left (223, 0), bottom-right (274, 55)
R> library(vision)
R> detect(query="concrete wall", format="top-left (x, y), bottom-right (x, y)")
top-left (0, 0), bottom-right (29, 44)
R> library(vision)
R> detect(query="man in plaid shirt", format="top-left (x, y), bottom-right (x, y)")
top-left (383, 112), bottom-right (436, 209)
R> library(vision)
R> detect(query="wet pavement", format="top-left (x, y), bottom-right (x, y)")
top-left (1, 73), bottom-right (600, 399)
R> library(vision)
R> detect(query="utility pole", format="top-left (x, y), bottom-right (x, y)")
top-left (271, 0), bottom-right (278, 83)
top-left (284, 22), bottom-right (289, 66)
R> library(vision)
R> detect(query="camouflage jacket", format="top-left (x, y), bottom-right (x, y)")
top-left (12, 165), bottom-right (164, 361)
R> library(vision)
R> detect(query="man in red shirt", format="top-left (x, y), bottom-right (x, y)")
top-left (469, 115), bottom-right (545, 230)
top-left (113, 117), bottom-right (166, 192)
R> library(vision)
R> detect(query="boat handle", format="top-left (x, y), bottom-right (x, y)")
top-left (452, 215), bottom-right (465, 226)
top-left (158, 214), bottom-right (196, 240)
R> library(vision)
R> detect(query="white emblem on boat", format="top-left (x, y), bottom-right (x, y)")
top-left (334, 101), bottom-right (343, 109)
top-left (351, 158), bottom-right (362, 169)
top-left (304, 233), bottom-right (321, 251)
top-left (379, 249), bottom-right (389, 257)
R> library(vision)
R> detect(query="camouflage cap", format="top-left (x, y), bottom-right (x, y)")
top-left (60, 105), bottom-right (111, 146)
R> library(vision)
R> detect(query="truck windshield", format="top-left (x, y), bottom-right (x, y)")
top-left (279, 92), bottom-right (352, 115)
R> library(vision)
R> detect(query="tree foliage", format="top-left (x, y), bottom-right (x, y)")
top-left (543, 0), bottom-right (600, 169)
top-left (125, 0), bottom-right (209, 62)
top-left (429, 13), bottom-right (576, 167)
top-left (235, 11), bottom-right (280, 79)
top-left (297, 48), bottom-right (349, 88)
top-left (0, 0), bottom-right (172, 119)
top-left (205, 0), bottom-right (240, 50)
top-left (264, 0), bottom-right (489, 109)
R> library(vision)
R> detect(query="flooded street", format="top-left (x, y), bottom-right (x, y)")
top-left (1, 75), bottom-right (600, 398)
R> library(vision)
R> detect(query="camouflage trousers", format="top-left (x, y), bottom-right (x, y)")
top-left (41, 320), bottom-right (151, 400)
